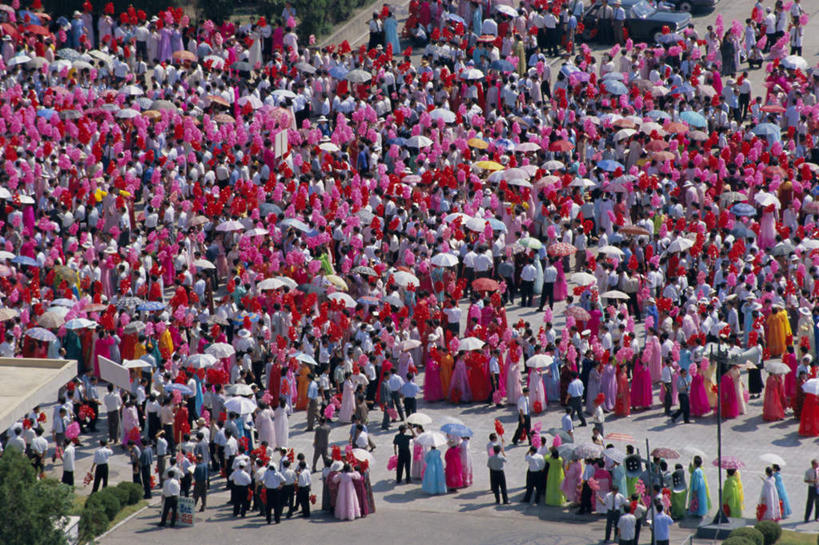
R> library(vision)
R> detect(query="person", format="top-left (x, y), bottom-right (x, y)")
top-left (156, 430), bottom-right (169, 485)
top-left (91, 440), bottom-right (113, 492)
top-left (805, 459), bottom-right (819, 522)
top-left (421, 445), bottom-right (447, 494)
top-left (296, 460), bottom-right (312, 518)
top-left (616, 503), bottom-right (637, 545)
top-left (688, 456), bottom-right (711, 517)
top-left (306, 374), bottom-right (321, 431)
top-left (773, 464), bottom-right (791, 519)
top-left (513, 387), bottom-right (531, 445)
top-left (601, 485), bottom-right (626, 543)
top-left (281, 459), bottom-right (297, 518)
top-left (722, 468), bottom-right (744, 518)
top-left (561, 407), bottom-right (575, 441)
top-left (400, 373), bottom-right (420, 416)
top-left (670, 369), bottom-right (691, 424)
top-left (393, 424), bottom-right (414, 484)
top-left (139, 440), bottom-right (155, 499)
top-left (567, 372), bottom-right (587, 426)
top-left (263, 462), bottom-right (284, 524)
top-left (62, 439), bottom-right (75, 487)
top-left (758, 466), bottom-right (782, 521)
top-left (445, 442), bottom-right (464, 490)
top-left (763, 371), bottom-right (786, 421)
top-left (523, 446), bottom-right (545, 504)
top-left (488, 445), bottom-right (509, 504)
top-left (545, 448), bottom-right (566, 506)
top-left (312, 417), bottom-right (331, 472)
top-left (30, 427), bottom-right (48, 478)
top-left (128, 440), bottom-right (142, 485)
top-left (192, 453), bottom-right (209, 511)
top-left (229, 460), bottom-right (252, 517)
top-left (653, 503), bottom-right (675, 545)
top-left (159, 468), bottom-right (181, 527)
top-left (103, 384), bottom-right (122, 444)
top-left (333, 464), bottom-right (362, 521)
top-left (670, 464), bottom-right (688, 519)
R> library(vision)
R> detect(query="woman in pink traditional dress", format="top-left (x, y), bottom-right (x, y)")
top-left (410, 427), bottom-right (427, 480)
top-left (444, 443), bottom-right (464, 490)
top-left (762, 373), bottom-right (786, 421)
top-left (758, 204), bottom-right (777, 250)
top-left (644, 332), bottom-right (663, 383)
top-left (460, 437), bottom-right (473, 487)
top-left (449, 355), bottom-right (472, 403)
top-left (561, 457), bottom-right (582, 504)
top-left (630, 360), bottom-right (652, 410)
top-left (333, 464), bottom-right (362, 521)
top-left (121, 400), bottom-right (141, 446)
top-left (528, 368), bottom-right (546, 414)
top-left (423, 354), bottom-right (444, 402)
top-left (614, 364), bottom-right (631, 417)
top-left (720, 369), bottom-right (740, 419)
top-left (689, 361), bottom-right (712, 417)
top-left (553, 260), bottom-right (568, 301)
top-left (339, 374), bottom-right (356, 422)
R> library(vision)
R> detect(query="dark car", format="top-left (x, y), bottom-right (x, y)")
top-left (581, 0), bottom-right (692, 44)
top-left (662, 0), bottom-right (718, 13)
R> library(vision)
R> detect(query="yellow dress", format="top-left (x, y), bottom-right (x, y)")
top-left (440, 353), bottom-right (454, 398)
top-left (158, 328), bottom-right (174, 359)
top-left (296, 364), bottom-right (311, 411)
top-left (766, 310), bottom-right (791, 357)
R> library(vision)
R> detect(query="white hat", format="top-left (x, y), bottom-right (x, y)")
top-left (799, 307), bottom-right (812, 317)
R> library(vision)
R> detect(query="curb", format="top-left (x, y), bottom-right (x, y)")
top-left (93, 502), bottom-right (153, 543)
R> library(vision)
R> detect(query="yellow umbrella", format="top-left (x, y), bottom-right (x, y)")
top-left (474, 160), bottom-right (504, 171)
top-left (467, 137), bottom-right (489, 150)
top-left (142, 109), bottom-right (161, 121)
top-left (325, 274), bottom-right (348, 291)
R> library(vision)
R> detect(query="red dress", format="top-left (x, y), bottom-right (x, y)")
top-left (799, 393), bottom-right (819, 437)
top-left (762, 375), bottom-right (785, 422)
top-left (173, 405), bottom-right (190, 445)
top-left (614, 365), bottom-right (631, 417)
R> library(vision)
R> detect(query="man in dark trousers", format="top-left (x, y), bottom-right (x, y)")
top-left (805, 459), bottom-right (819, 522)
top-left (312, 417), bottom-right (331, 472)
top-left (670, 368), bottom-right (691, 424)
top-left (512, 387), bottom-right (531, 445)
top-left (393, 424), bottom-right (415, 484)
top-left (263, 462), bottom-right (285, 524)
top-left (158, 468), bottom-right (181, 527)
top-left (139, 440), bottom-right (155, 499)
top-left (487, 445), bottom-right (509, 504)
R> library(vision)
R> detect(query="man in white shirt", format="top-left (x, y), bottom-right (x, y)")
top-left (229, 461), bottom-right (252, 517)
top-left (159, 469), bottom-right (181, 527)
top-left (617, 503), bottom-right (637, 545)
top-left (263, 462), bottom-right (285, 524)
top-left (520, 259), bottom-right (537, 307)
top-left (539, 259), bottom-right (558, 311)
top-left (602, 485), bottom-right (627, 542)
top-left (523, 445), bottom-right (546, 504)
top-left (512, 388), bottom-right (531, 445)
top-left (91, 439), bottom-right (114, 492)
top-left (443, 300), bottom-right (462, 337)
top-left (30, 427), bottom-right (49, 477)
top-left (103, 384), bottom-right (122, 443)
top-left (62, 439), bottom-right (76, 486)
top-left (295, 460), bottom-right (312, 517)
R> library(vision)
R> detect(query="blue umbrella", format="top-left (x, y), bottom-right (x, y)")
top-left (232, 312), bottom-right (261, 324)
top-left (279, 218), bottom-right (311, 232)
top-left (165, 383), bottom-right (194, 396)
top-left (136, 301), bottom-right (166, 311)
top-left (37, 108), bottom-right (56, 119)
top-left (731, 223), bottom-right (754, 238)
top-left (730, 203), bottom-right (756, 217)
top-left (646, 110), bottom-right (671, 121)
top-left (328, 66), bottom-right (348, 79)
top-left (680, 111), bottom-right (707, 129)
top-left (487, 218), bottom-right (508, 232)
top-left (12, 255), bottom-right (39, 267)
top-left (494, 138), bottom-right (515, 152)
top-left (597, 160), bottom-right (624, 172)
top-left (445, 12), bottom-right (466, 25)
top-left (489, 59), bottom-right (515, 72)
top-left (18, 10), bottom-right (41, 25)
top-left (441, 423), bottom-right (474, 437)
top-left (601, 71), bottom-right (624, 81)
top-left (751, 123), bottom-right (782, 142)
top-left (603, 80), bottom-right (628, 96)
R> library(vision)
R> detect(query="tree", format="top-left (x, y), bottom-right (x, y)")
top-left (0, 449), bottom-right (74, 545)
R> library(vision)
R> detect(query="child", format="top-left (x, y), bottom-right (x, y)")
top-left (592, 393), bottom-right (606, 436)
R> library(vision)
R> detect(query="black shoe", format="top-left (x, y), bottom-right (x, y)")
top-left (158, 523), bottom-right (166, 527)
top-left (578, 423), bottom-right (587, 427)
top-left (503, 500), bottom-right (510, 504)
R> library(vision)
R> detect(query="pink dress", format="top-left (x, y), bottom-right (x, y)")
top-left (644, 335), bottom-right (663, 383)
top-left (444, 445), bottom-right (464, 489)
top-left (423, 357), bottom-right (444, 401)
top-left (333, 471), bottom-right (362, 521)
top-left (758, 209), bottom-right (776, 250)
top-left (561, 460), bottom-right (582, 503)
top-left (630, 362), bottom-right (652, 409)
top-left (411, 442), bottom-right (427, 480)
top-left (689, 364), bottom-right (712, 417)
top-left (553, 260), bottom-right (568, 301)
top-left (449, 358), bottom-right (472, 403)
top-left (505, 353), bottom-right (523, 405)
top-left (460, 439), bottom-right (473, 487)
top-left (720, 373), bottom-right (740, 419)
top-left (339, 379), bottom-right (355, 422)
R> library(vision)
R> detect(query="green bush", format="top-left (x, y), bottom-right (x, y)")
top-left (79, 505), bottom-right (110, 543)
top-left (728, 527), bottom-right (764, 545)
top-left (754, 520), bottom-right (782, 545)
top-left (110, 485), bottom-right (131, 507)
top-left (116, 482), bottom-right (143, 505)
top-left (87, 489), bottom-right (121, 521)
top-left (722, 537), bottom-right (753, 545)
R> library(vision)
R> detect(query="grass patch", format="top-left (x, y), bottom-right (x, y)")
top-left (107, 500), bottom-right (147, 530)
top-left (70, 494), bottom-right (88, 516)
top-left (777, 529), bottom-right (818, 545)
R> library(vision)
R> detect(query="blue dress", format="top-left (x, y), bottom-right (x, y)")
top-left (422, 449), bottom-right (447, 495)
top-left (611, 464), bottom-right (627, 498)
top-left (688, 467), bottom-right (710, 516)
top-left (384, 16), bottom-right (400, 56)
top-left (774, 472), bottom-right (791, 517)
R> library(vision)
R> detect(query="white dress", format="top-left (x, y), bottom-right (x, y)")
top-left (273, 405), bottom-right (289, 448)
top-left (255, 407), bottom-right (276, 447)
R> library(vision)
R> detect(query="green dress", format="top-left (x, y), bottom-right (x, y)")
top-left (545, 456), bottom-right (566, 506)
top-left (722, 474), bottom-right (744, 518)
top-left (626, 475), bottom-right (639, 496)
top-left (671, 488), bottom-right (688, 519)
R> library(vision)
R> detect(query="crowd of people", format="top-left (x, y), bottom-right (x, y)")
top-left (0, 0), bottom-right (816, 537)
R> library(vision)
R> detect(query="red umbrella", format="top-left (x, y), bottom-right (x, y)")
top-left (645, 140), bottom-right (668, 152)
top-left (664, 121), bottom-right (688, 134)
top-left (761, 104), bottom-right (785, 114)
top-left (712, 456), bottom-right (745, 470)
top-left (605, 432), bottom-right (635, 442)
top-left (547, 242), bottom-right (576, 257)
top-left (565, 306), bottom-right (591, 321)
top-left (23, 24), bottom-right (51, 36)
top-left (650, 447), bottom-right (680, 459)
top-left (549, 140), bottom-right (574, 152)
top-left (472, 278), bottom-right (500, 292)
top-left (0, 22), bottom-right (18, 40)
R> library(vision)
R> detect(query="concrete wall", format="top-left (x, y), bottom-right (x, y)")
top-left (0, 358), bottom-right (77, 433)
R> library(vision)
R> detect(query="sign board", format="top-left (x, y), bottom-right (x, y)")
top-left (177, 497), bottom-right (195, 526)
top-left (97, 356), bottom-right (131, 390)
top-left (274, 129), bottom-right (288, 158)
